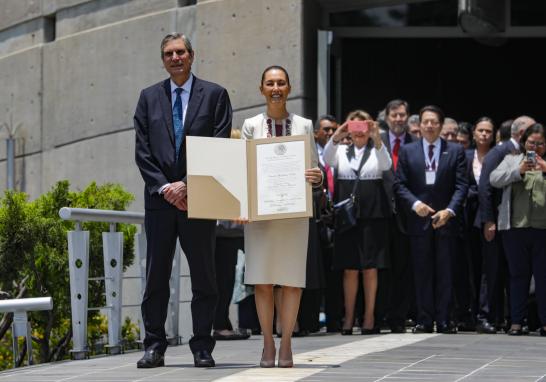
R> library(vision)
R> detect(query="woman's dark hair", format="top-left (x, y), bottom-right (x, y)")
top-left (261, 65), bottom-right (290, 86)
top-left (520, 123), bottom-right (545, 153)
top-left (472, 116), bottom-right (496, 148)
top-left (419, 105), bottom-right (445, 125)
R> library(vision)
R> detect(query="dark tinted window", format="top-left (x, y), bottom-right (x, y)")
top-left (512, 0), bottom-right (546, 26)
top-left (329, 0), bottom-right (458, 27)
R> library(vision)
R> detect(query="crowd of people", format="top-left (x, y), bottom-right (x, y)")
top-left (135, 32), bottom-right (545, 370)
top-left (222, 100), bottom-right (546, 343)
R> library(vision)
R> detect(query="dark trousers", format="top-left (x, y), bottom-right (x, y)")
top-left (410, 229), bottom-right (455, 326)
top-left (142, 209), bottom-right (217, 354)
top-left (213, 237), bottom-right (243, 331)
top-left (502, 228), bottom-right (546, 325)
top-left (480, 232), bottom-right (509, 325)
top-left (386, 221), bottom-right (415, 327)
top-left (453, 233), bottom-right (473, 324)
top-left (321, 241), bottom-right (343, 331)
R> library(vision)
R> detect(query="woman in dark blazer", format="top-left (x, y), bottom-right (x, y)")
top-left (463, 117), bottom-right (497, 333)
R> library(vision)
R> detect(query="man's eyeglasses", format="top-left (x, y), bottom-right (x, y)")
top-left (526, 140), bottom-right (545, 148)
top-left (163, 50), bottom-right (187, 59)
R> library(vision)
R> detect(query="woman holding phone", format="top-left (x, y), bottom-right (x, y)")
top-left (490, 123), bottom-right (546, 337)
top-left (323, 110), bottom-right (392, 335)
top-left (239, 65), bottom-right (322, 367)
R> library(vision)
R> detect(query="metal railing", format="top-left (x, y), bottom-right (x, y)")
top-left (59, 207), bottom-right (184, 360)
top-left (0, 297), bottom-right (53, 367)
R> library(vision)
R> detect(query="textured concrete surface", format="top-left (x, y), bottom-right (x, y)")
top-left (0, 332), bottom-right (545, 381)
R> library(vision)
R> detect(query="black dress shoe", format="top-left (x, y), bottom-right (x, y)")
top-left (137, 350), bottom-right (165, 368)
top-left (476, 320), bottom-right (497, 334)
top-left (390, 325), bottom-right (406, 334)
top-left (508, 327), bottom-right (523, 336)
top-left (436, 322), bottom-right (457, 334)
top-left (540, 327), bottom-right (546, 337)
top-left (213, 330), bottom-right (251, 340)
top-left (341, 328), bottom-right (353, 335)
top-left (361, 327), bottom-right (380, 335)
top-left (412, 324), bottom-right (433, 334)
top-left (193, 350), bottom-right (215, 367)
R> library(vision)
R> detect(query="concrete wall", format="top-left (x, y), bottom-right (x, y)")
top-left (0, 0), bottom-right (317, 346)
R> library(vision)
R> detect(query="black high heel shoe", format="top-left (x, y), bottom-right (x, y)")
top-left (341, 328), bottom-right (353, 335)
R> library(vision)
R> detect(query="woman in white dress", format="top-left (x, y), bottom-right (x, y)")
top-left (240, 65), bottom-right (322, 367)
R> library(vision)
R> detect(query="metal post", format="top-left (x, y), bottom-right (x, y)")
top-left (166, 241), bottom-right (181, 345)
top-left (317, 30), bottom-right (332, 117)
top-left (6, 137), bottom-right (15, 190)
top-left (11, 311), bottom-right (32, 367)
top-left (135, 228), bottom-right (147, 344)
top-left (67, 229), bottom-right (90, 360)
top-left (102, 225), bottom-right (123, 354)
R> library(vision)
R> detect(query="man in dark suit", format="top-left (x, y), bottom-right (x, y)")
top-left (478, 115), bottom-right (535, 331)
top-left (394, 105), bottom-right (468, 334)
top-left (134, 33), bottom-right (232, 368)
top-left (379, 99), bottom-right (417, 333)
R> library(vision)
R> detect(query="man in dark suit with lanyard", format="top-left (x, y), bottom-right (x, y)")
top-left (478, 115), bottom-right (535, 331)
top-left (134, 33), bottom-right (232, 368)
top-left (394, 105), bottom-right (468, 334)
top-left (379, 99), bottom-right (417, 333)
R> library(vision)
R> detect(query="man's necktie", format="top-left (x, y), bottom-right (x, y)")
top-left (173, 88), bottom-right (184, 160)
top-left (392, 138), bottom-right (401, 171)
top-left (275, 123), bottom-right (283, 137)
top-left (428, 144), bottom-right (436, 170)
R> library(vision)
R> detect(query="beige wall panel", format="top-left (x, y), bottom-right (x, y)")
top-left (194, 0), bottom-right (304, 110)
top-left (0, 47), bottom-right (42, 160)
top-left (41, 130), bottom-right (145, 210)
top-left (42, 7), bottom-right (195, 151)
top-left (0, 0), bottom-right (42, 31)
top-left (55, 0), bottom-right (179, 37)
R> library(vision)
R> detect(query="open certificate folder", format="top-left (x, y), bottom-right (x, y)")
top-left (186, 135), bottom-right (312, 221)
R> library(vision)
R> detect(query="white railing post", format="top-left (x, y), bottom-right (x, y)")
top-left (67, 227), bottom-right (90, 360)
top-left (102, 223), bottom-right (124, 354)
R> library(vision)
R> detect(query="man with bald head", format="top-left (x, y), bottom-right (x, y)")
top-left (477, 115), bottom-right (535, 333)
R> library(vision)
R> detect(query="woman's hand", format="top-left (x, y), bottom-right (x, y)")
top-left (536, 155), bottom-right (546, 172)
top-left (369, 121), bottom-right (383, 149)
top-left (233, 217), bottom-right (250, 225)
top-left (331, 121), bottom-right (349, 144)
top-left (305, 167), bottom-right (323, 185)
top-left (520, 158), bottom-right (536, 175)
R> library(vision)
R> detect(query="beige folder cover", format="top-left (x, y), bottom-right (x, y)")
top-left (187, 135), bottom-right (312, 221)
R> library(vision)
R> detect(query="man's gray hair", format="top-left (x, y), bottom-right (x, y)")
top-left (408, 114), bottom-right (419, 125)
top-left (511, 115), bottom-right (533, 135)
top-left (160, 33), bottom-right (193, 59)
top-left (443, 117), bottom-right (458, 126)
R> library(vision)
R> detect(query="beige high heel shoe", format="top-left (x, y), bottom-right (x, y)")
top-left (260, 348), bottom-right (276, 368)
top-left (277, 349), bottom-right (293, 368)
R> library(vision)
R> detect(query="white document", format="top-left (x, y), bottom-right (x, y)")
top-left (256, 140), bottom-right (307, 215)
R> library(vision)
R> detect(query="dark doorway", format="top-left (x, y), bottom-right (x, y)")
top-left (338, 37), bottom-right (545, 126)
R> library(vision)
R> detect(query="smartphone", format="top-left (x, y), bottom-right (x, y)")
top-left (526, 150), bottom-right (537, 164)
top-left (348, 120), bottom-right (369, 134)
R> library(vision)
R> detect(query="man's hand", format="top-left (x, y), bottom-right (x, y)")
top-left (305, 167), bottom-right (323, 185)
top-left (483, 221), bottom-right (496, 242)
top-left (163, 181), bottom-right (187, 204)
top-left (233, 217), bottom-right (250, 225)
top-left (173, 196), bottom-right (188, 211)
top-left (415, 202), bottom-right (435, 217)
top-left (431, 209), bottom-right (452, 229)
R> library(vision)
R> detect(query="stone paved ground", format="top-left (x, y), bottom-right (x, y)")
top-left (1, 331), bottom-right (545, 382)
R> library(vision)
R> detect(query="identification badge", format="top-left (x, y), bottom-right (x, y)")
top-left (426, 170), bottom-right (436, 185)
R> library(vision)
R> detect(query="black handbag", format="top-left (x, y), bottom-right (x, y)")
top-left (333, 144), bottom-right (372, 233)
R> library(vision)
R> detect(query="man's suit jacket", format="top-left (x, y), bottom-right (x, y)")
top-left (394, 138), bottom-right (468, 236)
top-left (135, 76), bottom-right (232, 209)
top-left (380, 131), bottom-right (417, 233)
top-left (478, 140), bottom-right (517, 225)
